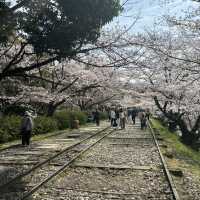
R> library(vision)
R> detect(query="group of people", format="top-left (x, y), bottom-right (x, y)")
top-left (110, 107), bottom-right (126, 129)
top-left (20, 107), bottom-right (151, 147)
top-left (109, 107), bottom-right (151, 130)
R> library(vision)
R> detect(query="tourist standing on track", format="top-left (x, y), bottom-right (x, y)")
top-left (131, 109), bottom-right (137, 125)
top-left (20, 111), bottom-right (34, 146)
top-left (145, 108), bottom-right (151, 120)
top-left (138, 111), bottom-right (147, 130)
top-left (110, 108), bottom-right (116, 127)
top-left (115, 108), bottom-right (120, 129)
top-left (119, 108), bottom-right (126, 129)
top-left (108, 109), bottom-right (111, 122)
top-left (94, 109), bottom-right (100, 126)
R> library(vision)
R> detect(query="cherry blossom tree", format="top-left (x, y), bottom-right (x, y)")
top-left (0, 57), bottom-right (122, 116)
top-left (121, 27), bottom-right (200, 146)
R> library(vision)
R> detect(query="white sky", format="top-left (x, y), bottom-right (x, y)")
top-left (110, 0), bottom-right (200, 32)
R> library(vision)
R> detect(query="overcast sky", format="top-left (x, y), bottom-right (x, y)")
top-left (111, 0), bottom-right (200, 32)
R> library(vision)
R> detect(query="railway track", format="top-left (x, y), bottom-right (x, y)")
top-left (0, 120), bottom-right (180, 200)
top-left (0, 126), bottom-right (113, 200)
top-left (148, 120), bottom-right (180, 200)
top-left (0, 130), bottom-right (67, 153)
top-left (0, 125), bottom-right (108, 176)
top-left (35, 121), bottom-right (179, 200)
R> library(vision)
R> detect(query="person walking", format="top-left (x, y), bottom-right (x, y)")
top-left (139, 111), bottom-right (147, 130)
top-left (145, 108), bottom-right (151, 120)
top-left (119, 108), bottom-right (126, 129)
top-left (131, 109), bottom-right (137, 125)
top-left (94, 109), bottom-right (100, 126)
top-left (20, 111), bottom-right (34, 146)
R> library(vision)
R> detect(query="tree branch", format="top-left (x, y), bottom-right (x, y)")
top-left (11, 0), bottom-right (30, 11)
top-left (58, 77), bottom-right (79, 93)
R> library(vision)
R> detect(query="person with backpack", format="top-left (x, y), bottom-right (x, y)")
top-left (20, 111), bottom-right (34, 146)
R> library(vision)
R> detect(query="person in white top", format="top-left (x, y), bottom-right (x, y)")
top-left (110, 109), bottom-right (116, 127)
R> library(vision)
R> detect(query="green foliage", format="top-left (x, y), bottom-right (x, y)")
top-left (0, 110), bottom-right (87, 143)
top-left (0, 115), bottom-right (59, 143)
top-left (0, 0), bottom-right (121, 81)
top-left (99, 112), bottom-right (108, 120)
top-left (151, 119), bottom-right (200, 164)
top-left (0, 1), bottom-right (16, 44)
top-left (33, 116), bottom-right (58, 134)
top-left (71, 111), bottom-right (87, 125)
top-left (0, 115), bottom-right (21, 143)
top-left (54, 110), bottom-right (87, 129)
top-left (2, 104), bottom-right (32, 116)
top-left (19, 0), bottom-right (121, 56)
top-left (53, 110), bottom-right (71, 130)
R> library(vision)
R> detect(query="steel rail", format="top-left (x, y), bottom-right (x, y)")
top-left (20, 129), bottom-right (115, 200)
top-left (0, 126), bottom-right (109, 192)
top-left (0, 144), bottom-right (21, 153)
top-left (148, 120), bottom-right (180, 200)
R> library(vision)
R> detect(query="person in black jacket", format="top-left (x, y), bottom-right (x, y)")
top-left (140, 112), bottom-right (147, 130)
top-left (145, 108), bottom-right (151, 120)
top-left (131, 109), bottom-right (137, 124)
top-left (115, 108), bottom-right (120, 128)
top-left (93, 109), bottom-right (100, 126)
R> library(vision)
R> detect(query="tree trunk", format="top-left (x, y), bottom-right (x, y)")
top-left (178, 118), bottom-right (199, 146)
top-left (47, 99), bottom-right (66, 116)
top-left (153, 96), bottom-right (199, 147)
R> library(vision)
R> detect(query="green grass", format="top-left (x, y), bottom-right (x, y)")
top-left (151, 119), bottom-right (200, 199)
top-left (151, 118), bottom-right (200, 167)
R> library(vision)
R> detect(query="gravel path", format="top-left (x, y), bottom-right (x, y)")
top-left (0, 123), bottom-right (108, 186)
top-left (181, 171), bottom-right (200, 200)
top-left (34, 167), bottom-right (173, 200)
top-left (29, 120), bottom-right (175, 200)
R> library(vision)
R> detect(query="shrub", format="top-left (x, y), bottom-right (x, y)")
top-left (0, 115), bottom-right (21, 143)
top-left (99, 112), bottom-right (108, 120)
top-left (2, 104), bottom-right (34, 116)
top-left (34, 116), bottom-right (58, 134)
top-left (54, 110), bottom-right (87, 129)
top-left (0, 110), bottom-right (87, 144)
top-left (72, 111), bottom-right (87, 125)
top-left (53, 110), bottom-right (70, 130)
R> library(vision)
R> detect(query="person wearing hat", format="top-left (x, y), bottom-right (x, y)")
top-left (20, 111), bottom-right (34, 146)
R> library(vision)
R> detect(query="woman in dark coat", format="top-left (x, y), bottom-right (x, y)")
top-left (93, 109), bottom-right (100, 126)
